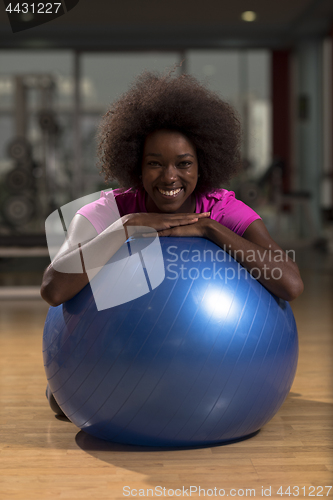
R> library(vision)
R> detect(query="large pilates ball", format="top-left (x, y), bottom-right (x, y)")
top-left (43, 237), bottom-right (298, 446)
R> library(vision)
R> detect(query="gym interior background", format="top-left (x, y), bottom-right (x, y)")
top-left (0, 1), bottom-right (332, 294)
top-left (0, 1), bottom-right (333, 499)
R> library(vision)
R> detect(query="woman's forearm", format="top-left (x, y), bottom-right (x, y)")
top-left (40, 264), bottom-right (89, 307)
top-left (41, 210), bottom-right (205, 307)
top-left (41, 216), bottom-right (131, 306)
top-left (205, 219), bottom-right (304, 301)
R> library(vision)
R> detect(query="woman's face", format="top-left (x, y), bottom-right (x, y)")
top-left (141, 129), bottom-right (199, 213)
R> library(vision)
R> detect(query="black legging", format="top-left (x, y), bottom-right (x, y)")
top-left (46, 385), bottom-right (67, 418)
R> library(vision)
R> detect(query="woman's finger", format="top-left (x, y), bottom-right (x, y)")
top-left (176, 218), bottom-right (198, 226)
top-left (165, 212), bottom-right (210, 219)
top-left (169, 212), bottom-right (210, 226)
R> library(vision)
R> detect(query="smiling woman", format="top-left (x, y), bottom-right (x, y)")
top-left (40, 70), bottom-right (304, 310)
top-left (97, 71), bottom-right (241, 194)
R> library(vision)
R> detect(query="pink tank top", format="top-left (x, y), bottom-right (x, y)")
top-left (77, 187), bottom-right (261, 236)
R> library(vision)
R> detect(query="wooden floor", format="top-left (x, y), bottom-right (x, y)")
top-left (0, 248), bottom-right (332, 500)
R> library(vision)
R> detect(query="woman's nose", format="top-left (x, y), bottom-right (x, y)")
top-left (161, 164), bottom-right (178, 184)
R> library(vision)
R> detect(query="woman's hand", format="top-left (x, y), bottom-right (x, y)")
top-left (156, 217), bottom-right (211, 238)
top-left (123, 212), bottom-right (211, 233)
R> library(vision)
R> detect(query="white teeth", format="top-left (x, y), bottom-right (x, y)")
top-left (158, 188), bottom-right (182, 196)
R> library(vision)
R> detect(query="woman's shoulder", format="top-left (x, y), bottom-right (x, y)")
top-left (77, 187), bottom-right (136, 212)
top-left (197, 188), bottom-right (261, 236)
top-left (91, 186), bottom-right (143, 207)
top-left (196, 188), bottom-right (235, 210)
top-left (109, 187), bottom-right (137, 198)
top-left (107, 187), bottom-right (146, 214)
top-left (77, 187), bottom-right (145, 234)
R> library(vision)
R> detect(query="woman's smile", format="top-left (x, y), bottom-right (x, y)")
top-left (157, 186), bottom-right (183, 197)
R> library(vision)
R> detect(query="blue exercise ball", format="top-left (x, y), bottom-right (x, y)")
top-left (43, 236), bottom-right (298, 447)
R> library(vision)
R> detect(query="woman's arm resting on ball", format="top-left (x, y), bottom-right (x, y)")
top-left (157, 217), bottom-right (303, 301)
top-left (41, 211), bottom-right (210, 307)
top-left (40, 214), bottom-right (129, 307)
top-left (205, 218), bottom-right (304, 301)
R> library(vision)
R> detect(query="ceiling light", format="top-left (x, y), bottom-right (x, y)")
top-left (241, 11), bottom-right (257, 22)
top-left (20, 12), bottom-right (34, 22)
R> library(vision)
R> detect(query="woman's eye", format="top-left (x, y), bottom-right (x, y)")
top-left (178, 162), bottom-right (192, 168)
top-left (148, 161), bottom-right (161, 167)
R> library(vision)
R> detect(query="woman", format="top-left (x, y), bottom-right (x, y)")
top-left (41, 71), bottom-right (303, 307)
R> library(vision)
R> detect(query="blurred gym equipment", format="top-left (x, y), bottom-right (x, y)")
top-left (236, 158), bottom-right (323, 247)
top-left (0, 74), bottom-right (63, 237)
